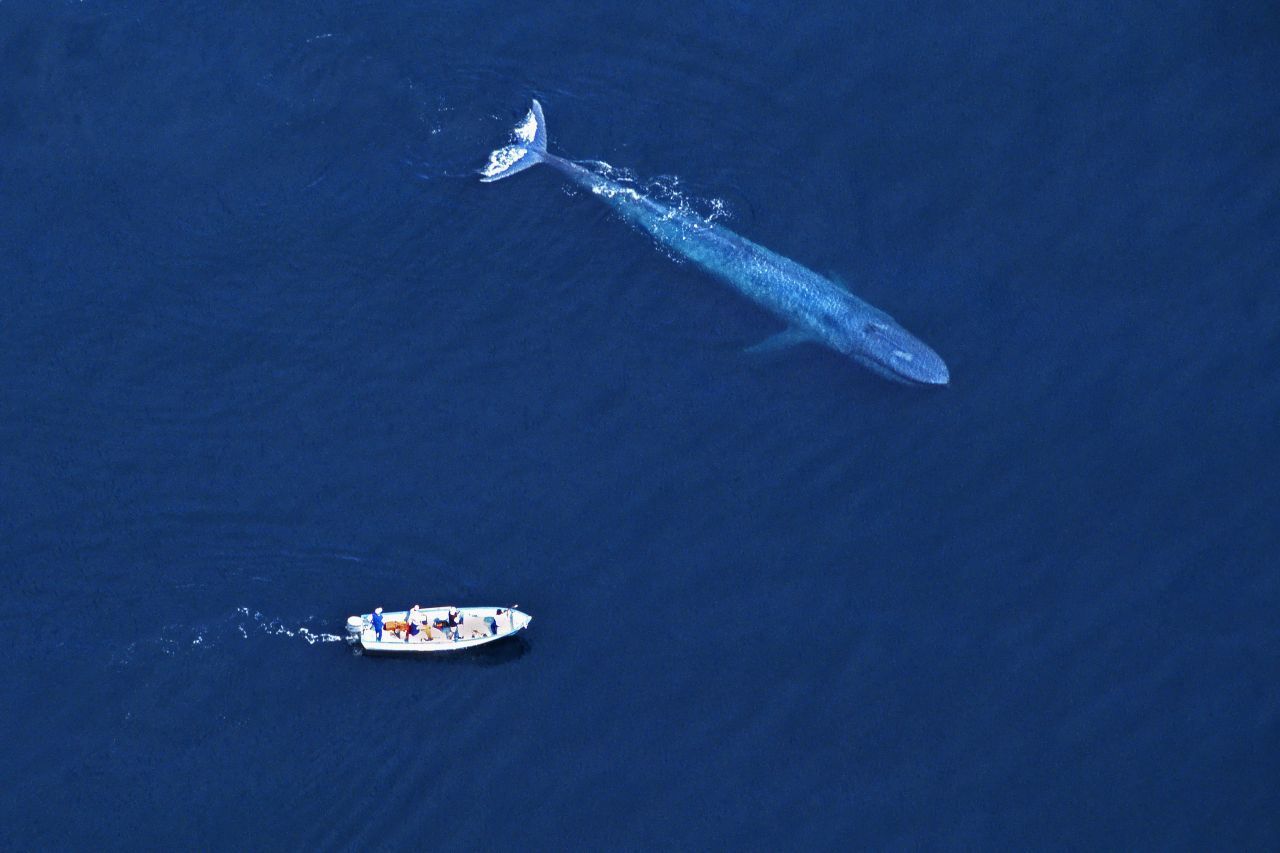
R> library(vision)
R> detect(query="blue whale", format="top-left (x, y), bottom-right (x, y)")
top-left (481, 101), bottom-right (948, 385)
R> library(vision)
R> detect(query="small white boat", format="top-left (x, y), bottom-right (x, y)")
top-left (345, 605), bottom-right (531, 653)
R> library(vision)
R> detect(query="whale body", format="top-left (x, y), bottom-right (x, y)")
top-left (481, 100), bottom-right (948, 385)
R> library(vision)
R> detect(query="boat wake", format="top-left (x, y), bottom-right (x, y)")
top-left (231, 606), bottom-right (344, 645)
top-left (109, 607), bottom-right (343, 667)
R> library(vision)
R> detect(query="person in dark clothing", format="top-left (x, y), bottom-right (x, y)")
top-left (446, 606), bottom-right (461, 641)
top-left (372, 607), bottom-right (384, 642)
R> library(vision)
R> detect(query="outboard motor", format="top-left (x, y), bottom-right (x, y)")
top-left (345, 615), bottom-right (365, 645)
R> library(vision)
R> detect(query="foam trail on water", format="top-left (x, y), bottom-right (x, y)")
top-left (108, 608), bottom-right (344, 666)
top-left (236, 606), bottom-right (343, 645)
top-left (571, 159), bottom-right (734, 264)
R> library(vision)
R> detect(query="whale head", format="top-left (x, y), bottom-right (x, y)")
top-left (848, 317), bottom-right (949, 386)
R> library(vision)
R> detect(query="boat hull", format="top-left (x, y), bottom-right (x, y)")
top-left (348, 605), bottom-right (531, 654)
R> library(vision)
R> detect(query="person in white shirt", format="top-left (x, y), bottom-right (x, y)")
top-left (406, 604), bottom-right (425, 642)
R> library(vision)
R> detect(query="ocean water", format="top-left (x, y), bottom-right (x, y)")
top-left (2, 0), bottom-right (1278, 848)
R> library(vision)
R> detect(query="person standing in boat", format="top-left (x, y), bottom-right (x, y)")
top-left (406, 604), bottom-right (425, 643)
top-left (446, 606), bottom-right (461, 641)
top-left (371, 607), bottom-right (384, 642)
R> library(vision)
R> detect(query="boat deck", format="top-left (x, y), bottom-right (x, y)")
top-left (352, 606), bottom-right (530, 653)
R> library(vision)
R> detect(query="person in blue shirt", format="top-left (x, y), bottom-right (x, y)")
top-left (371, 607), bottom-right (384, 642)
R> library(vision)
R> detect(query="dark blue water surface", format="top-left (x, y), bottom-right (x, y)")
top-left (3, 0), bottom-right (1278, 847)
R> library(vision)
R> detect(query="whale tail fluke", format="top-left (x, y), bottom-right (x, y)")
top-left (479, 100), bottom-right (548, 182)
